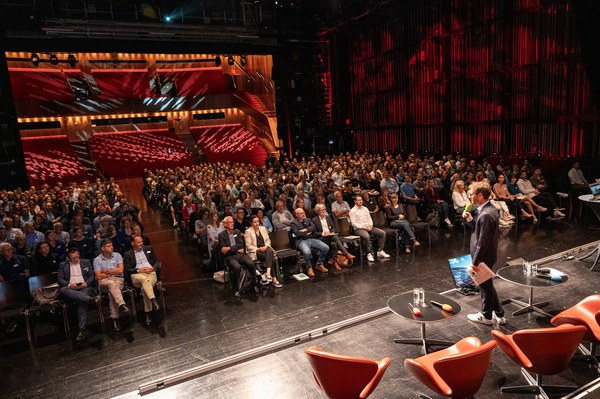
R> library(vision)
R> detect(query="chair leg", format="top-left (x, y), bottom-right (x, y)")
top-left (96, 298), bottom-right (105, 331)
top-left (25, 311), bottom-right (33, 346)
top-left (128, 289), bottom-right (137, 318)
top-left (61, 304), bottom-right (70, 342)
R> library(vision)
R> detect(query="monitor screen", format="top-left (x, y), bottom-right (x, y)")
top-left (590, 183), bottom-right (600, 196)
top-left (448, 254), bottom-right (475, 288)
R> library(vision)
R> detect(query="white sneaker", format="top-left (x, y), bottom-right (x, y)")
top-left (554, 207), bottom-right (566, 211)
top-left (467, 312), bottom-right (492, 325)
top-left (554, 210), bottom-right (566, 218)
top-left (557, 192), bottom-right (569, 198)
top-left (444, 218), bottom-right (453, 226)
top-left (377, 250), bottom-right (390, 258)
top-left (367, 253), bottom-right (375, 262)
top-left (538, 206), bottom-right (548, 212)
top-left (492, 312), bottom-right (507, 325)
top-left (499, 219), bottom-right (510, 227)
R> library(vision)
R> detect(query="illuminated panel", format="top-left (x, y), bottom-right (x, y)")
top-left (157, 68), bottom-right (227, 97)
top-left (190, 124), bottom-right (267, 165)
top-left (9, 68), bottom-right (74, 101)
top-left (91, 69), bottom-right (152, 99)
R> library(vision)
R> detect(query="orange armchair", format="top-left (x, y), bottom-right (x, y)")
top-left (551, 294), bottom-right (600, 363)
top-left (304, 346), bottom-right (391, 399)
top-left (404, 336), bottom-right (497, 399)
top-left (492, 324), bottom-right (587, 396)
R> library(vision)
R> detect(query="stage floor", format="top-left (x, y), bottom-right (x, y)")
top-left (1, 179), bottom-right (600, 399)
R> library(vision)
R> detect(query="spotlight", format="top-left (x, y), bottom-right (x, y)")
top-left (165, 16), bottom-right (171, 22)
top-left (228, 55), bottom-right (234, 66)
top-left (67, 54), bottom-right (78, 67)
top-left (49, 54), bottom-right (58, 65)
top-left (215, 56), bottom-right (221, 67)
top-left (240, 55), bottom-right (247, 66)
top-left (31, 53), bottom-right (40, 67)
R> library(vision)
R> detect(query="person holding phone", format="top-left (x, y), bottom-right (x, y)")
top-left (58, 247), bottom-right (96, 341)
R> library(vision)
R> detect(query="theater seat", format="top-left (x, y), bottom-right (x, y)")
top-left (491, 324), bottom-right (587, 397)
top-left (305, 346), bottom-right (391, 399)
top-left (404, 336), bottom-right (496, 398)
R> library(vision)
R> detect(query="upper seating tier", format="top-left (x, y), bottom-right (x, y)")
top-left (89, 129), bottom-right (193, 179)
top-left (190, 124), bottom-right (267, 165)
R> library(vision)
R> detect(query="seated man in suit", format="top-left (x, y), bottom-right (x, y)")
top-left (312, 204), bottom-right (355, 271)
top-left (124, 235), bottom-right (160, 326)
top-left (58, 247), bottom-right (96, 341)
top-left (93, 239), bottom-right (131, 332)
top-left (218, 216), bottom-right (257, 297)
top-left (244, 216), bottom-right (282, 288)
top-left (291, 208), bottom-right (329, 277)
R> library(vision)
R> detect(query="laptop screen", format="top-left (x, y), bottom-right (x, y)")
top-left (590, 183), bottom-right (600, 197)
top-left (448, 254), bottom-right (475, 288)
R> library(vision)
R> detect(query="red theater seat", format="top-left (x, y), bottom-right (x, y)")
top-left (190, 124), bottom-right (267, 165)
top-left (89, 129), bottom-right (193, 178)
top-left (21, 136), bottom-right (89, 185)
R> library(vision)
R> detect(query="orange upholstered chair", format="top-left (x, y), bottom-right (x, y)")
top-left (404, 336), bottom-right (497, 399)
top-left (491, 324), bottom-right (587, 396)
top-left (551, 294), bottom-right (600, 363)
top-left (304, 346), bottom-right (391, 399)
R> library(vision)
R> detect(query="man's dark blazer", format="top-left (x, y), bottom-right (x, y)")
top-left (57, 258), bottom-right (95, 288)
top-left (466, 201), bottom-right (499, 268)
top-left (311, 215), bottom-right (337, 238)
top-left (123, 245), bottom-right (158, 275)
top-left (217, 229), bottom-right (245, 259)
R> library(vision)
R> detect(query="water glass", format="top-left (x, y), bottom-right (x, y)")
top-left (523, 262), bottom-right (532, 276)
top-left (413, 288), bottom-right (420, 305)
top-left (418, 288), bottom-right (425, 306)
top-left (531, 264), bottom-right (538, 275)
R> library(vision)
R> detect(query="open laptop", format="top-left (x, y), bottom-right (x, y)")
top-left (448, 254), bottom-right (475, 289)
top-left (590, 182), bottom-right (600, 200)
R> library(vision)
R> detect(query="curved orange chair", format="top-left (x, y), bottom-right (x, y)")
top-left (551, 294), bottom-right (600, 363)
top-left (304, 346), bottom-right (391, 399)
top-left (491, 324), bottom-right (587, 396)
top-left (404, 336), bottom-right (497, 399)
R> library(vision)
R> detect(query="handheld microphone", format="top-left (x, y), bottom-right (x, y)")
top-left (408, 303), bottom-right (422, 316)
top-left (431, 300), bottom-right (453, 313)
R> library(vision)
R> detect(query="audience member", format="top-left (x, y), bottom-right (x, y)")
top-left (124, 235), bottom-right (160, 326)
top-left (348, 196), bottom-right (390, 262)
top-left (291, 208), bottom-right (330, 277)
top-left (218, 216), bottom-right (257, 297)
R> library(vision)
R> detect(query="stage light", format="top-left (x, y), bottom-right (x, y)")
top-left (165, 16), bottom-right (171, 22)
top-left (228, 55), bottom-right (234, 66)
top-left (240, 55), bottom-right (247, 66)
top-left (215, 56), bottom-right (221, 67)
top-left (49, 54), bottom-right (58, 65)
top-left (31, 53), bottom-right (39, 67)
top-left (67, 54), bottom-right (78, 67)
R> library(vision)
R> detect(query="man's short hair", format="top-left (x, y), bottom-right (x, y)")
top-left (314, 204), bottom-right (325, 212)
top-left (470, 182), bottom-right (492, 200)
top-left (67, 247), bottom-right (79, 255)
top-left (100, 238), bottom-right (113, 248)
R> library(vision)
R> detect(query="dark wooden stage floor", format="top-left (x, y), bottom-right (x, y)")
top-left (1, 178), bottom-right (600, 399)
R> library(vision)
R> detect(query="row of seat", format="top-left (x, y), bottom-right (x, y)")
top-left (304, 293), bottom-right (600, 398)
top-left (0, 272), bottom-right (166, 345)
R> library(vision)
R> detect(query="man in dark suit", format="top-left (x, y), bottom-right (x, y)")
top-left (291, 208), bottom-right (329, 277)
top-left (464, 182), bottom-right (506, 325)
top-left (312, 204), bottom-right (355, 271)
top-left (218, 216), bottom-right (256, 297)
top-left (58, 247), bottom-right (96, 341)
top-left (124, 235), bottom-right (160, 326)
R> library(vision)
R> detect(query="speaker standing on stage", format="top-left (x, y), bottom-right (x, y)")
top-left (464, 182), bottom-right (506, 325)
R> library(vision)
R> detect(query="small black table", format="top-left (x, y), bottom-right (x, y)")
top-left (387, 291), bottom-right (461, 354)
top-left (578, 195), bottom-right (600, 271)
top-left (496, 265), bottom-right (568, 317)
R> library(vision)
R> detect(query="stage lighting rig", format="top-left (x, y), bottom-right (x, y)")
top-left (49, 54), bottom-right (59, 65)
top-left (215, 56), bottom-right (222, 66)
top-left (240, 55), bottom-right (247, 66)
top-left (67, 54), bottom-right (78, 67)
top-left (228, 55), bottom-right (235, 66)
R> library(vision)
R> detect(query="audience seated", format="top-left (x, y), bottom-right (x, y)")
top-left (244, 215), bottom-right (282, 288)
top-left (291, 208), bottom-right (329, 277)
top-left (218, 216), bottom-right (257, 297)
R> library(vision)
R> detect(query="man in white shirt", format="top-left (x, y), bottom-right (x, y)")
top-left (58, 248), bottom-right (95, 341)
top-left (348, 196), bottom-right (390, 262)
